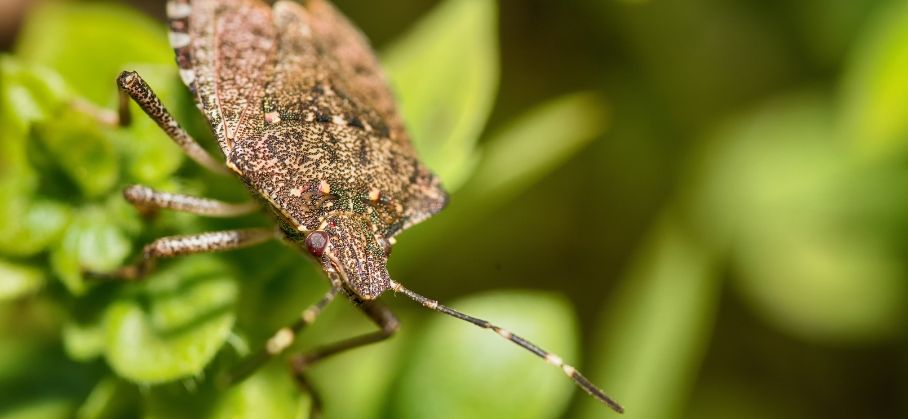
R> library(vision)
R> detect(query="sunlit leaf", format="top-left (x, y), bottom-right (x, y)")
top-left (32, 109), bottom-right (119, 198)
top-left (210, 364), bottom-right (309, 419)
top-left (692, 94), bottom-right (906, 342)
top-left (305, 303), bottom-right (413, 419)
top-left (76, 376), bottom-right (139, 419)
top-left (15, 3), bottom-right (172, 106)
top-left (389, 93), bottom-right (607, 270)
top-left (578, 215), bottom-right (721, 419)
top-left (395, 291), bottom-right (577, 419)
top-left (104, 256), bottom-right (237, 383)
top-left (0, 55), bottom-right (71, 133)
top-left (0, 399), bottom-right (74, 419)
top-left (0, 199), bottom-right (71, 257)
top-left (63, 320), bottom-right (105, 362)
top-left (50, 205), bottom-right (134, 295)
top-left (383, 0), bottom-right (499, 190)
top-left (841, 0), bottom-right (908, 158)
top-left (463, 92), bottom-right (607, 205)
top-left (0, 259), bottom-right (45, 300)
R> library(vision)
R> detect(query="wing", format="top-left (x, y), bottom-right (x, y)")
top-left (166, 0), bottom-right (276, 155)
top-left (300, 0), bottom-right (448, 235)
top-left (169, 0), bottom-right (447, 237)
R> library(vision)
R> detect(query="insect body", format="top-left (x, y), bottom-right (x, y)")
top-left (108, 0), bottom-right (622, 414)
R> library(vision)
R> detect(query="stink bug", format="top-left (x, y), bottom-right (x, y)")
top-left (101, 0), bottom-right (623, 414)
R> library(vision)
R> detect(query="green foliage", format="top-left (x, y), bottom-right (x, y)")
top-left (394, 292), bottom-right (578, 419)
top-left (842, 0), bottom-right (908, 158)
top-left (0, 0), bottom-right (607, 418)
top-left (579, 216), bottom-right (720, 419)
top-left (690, 94), bottom-right (906, 342)
top-left (382, 0), bottom-right (498, 191)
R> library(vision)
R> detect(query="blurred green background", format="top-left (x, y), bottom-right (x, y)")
top-left (1, 0), bottom-right (907, 418)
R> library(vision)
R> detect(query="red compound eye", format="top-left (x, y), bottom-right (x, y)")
top-left (305, 231), bottom-right (329, 257)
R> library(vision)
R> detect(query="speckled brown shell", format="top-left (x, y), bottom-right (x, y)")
top-left (166, 0), bottom-right (447, 298)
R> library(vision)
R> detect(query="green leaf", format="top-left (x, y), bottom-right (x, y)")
top-left (841, 0), bottom-right (908, 158)
top-left (0, 259), bottom-right (45, 300)
top-left (32, 109), bottom-right (119, 198)
top-left (0, 399), bottom-right (74, 419)
top-left (76, 376), bottom-right (139, 419)
top-left (0, 55), bottom-right (71, 133)
top-left (51, 205), bottom-right (134, 295)
top-left (692, 94), bottom-right (906, 342)
top-left (389, 94), bottom-right (607, 270)
top-left (104, 256), bottom-right (237, 383)
top-left (383, 0), bottom-right (499, 190)
top-left (0, 57), bottom-right (61, 245)
top-left (63, 320), bottom-right (106, 362)
top-left (0, 198), bottom-right (71, 257)
top-left (15, 3), bottom-right (172, 106)
top-left (462, 92), bottom-right (608, 205)
top-left (578, 214), bottom-right (721, 419)
top-left (395, 291), bottom-right (577, 419)
top-left (305, 303), bottom-right (413, 419)
top-left (209, 364), bottom-right (310, 419)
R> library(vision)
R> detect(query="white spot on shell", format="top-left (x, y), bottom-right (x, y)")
top-left (289, 187), bottom-right (302, 197)
top-left (318, 180), bottom-right (331, 195)
top-left (332, 115), bottom-right (346, 126)
top-left (179, 68), bottom-right (195, 85)
top-left (368, 188), bottom-right (380, 202)
top-left (169, 31), bottom-right (191, 49)
top-left (166, 1), bottom-right (192, 19)
top-left (300, 23), bottom-right (312, 38)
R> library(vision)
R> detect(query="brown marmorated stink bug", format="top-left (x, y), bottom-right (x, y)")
top-left (96, 0), bottom-right (623, 414)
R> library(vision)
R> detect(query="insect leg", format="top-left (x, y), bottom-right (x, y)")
top-left (221, 282), bottom-right (342, 386)
top-left (387, 280), bottom-right (625, 414)
top-left (292, 371), bottom-right (324, 417)
top-left (283, 298), bottom-right (398, 416)
top-left (287, 297), bottom-right (399, 372)
top-left (123, 184), bottom-right (258, 217)
top-left (116, 70), bottom-right (228, 174)
top-left (90, 228), bottom-right (274, 281)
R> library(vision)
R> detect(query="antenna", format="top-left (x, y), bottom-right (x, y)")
top-left (388, 280), bottom-right (624, 414)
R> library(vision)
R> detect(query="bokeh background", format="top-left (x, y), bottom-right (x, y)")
top-left (1, 0), bottom-right (907, 418)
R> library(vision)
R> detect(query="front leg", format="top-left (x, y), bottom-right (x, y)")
top-left (115, 70), bottom-right (228, 174)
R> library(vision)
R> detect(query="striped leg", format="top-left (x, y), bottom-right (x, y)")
top-left (123, 184), bottom-right (258, 217)
top-left (92, 228), bottom-right (274, 281)
top-left (388, 280), bottom-right (625, 414)
top-left (286, 298), bottom-right (399, 418)
top-left (115, 70), bottom-right (227, 174)
top-left (222, 281), bottom-right (342, 387)
top-left (288, 298), bottom-right (399, 370)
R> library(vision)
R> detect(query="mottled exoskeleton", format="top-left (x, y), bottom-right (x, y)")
top-left (103, 0), bottom-right (623, 414)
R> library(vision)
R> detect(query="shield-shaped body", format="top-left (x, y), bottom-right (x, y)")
top-left (167, 0), bottom-right (447, 299)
